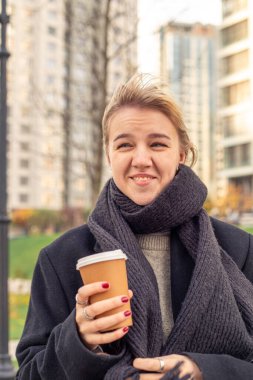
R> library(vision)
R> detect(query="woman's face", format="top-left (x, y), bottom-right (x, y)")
top-left (107, 107), bottom-right (186, 206)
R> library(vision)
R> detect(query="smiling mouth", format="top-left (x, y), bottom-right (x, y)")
top-left (131, 176), bottom-right (155, 185)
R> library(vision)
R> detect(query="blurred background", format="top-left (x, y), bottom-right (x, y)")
top-left (1, 0), bottom-right (253, 366)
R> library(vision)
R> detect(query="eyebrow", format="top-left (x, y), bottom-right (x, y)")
top-left (113, 133), bottom-right (171, 142)
top-left (113, 133), bottom-right (131, 142)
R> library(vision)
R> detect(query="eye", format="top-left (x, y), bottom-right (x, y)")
top-left (150, 142), bottom-right (168, 148)
top-left (116, 142), bottom-right (132, 150)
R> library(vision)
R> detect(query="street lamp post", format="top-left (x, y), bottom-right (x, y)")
top-left (0, 0), bottom-right (15, 379)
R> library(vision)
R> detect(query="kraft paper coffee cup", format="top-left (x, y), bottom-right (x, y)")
top-left (76, 249), bottom-right (132, 331)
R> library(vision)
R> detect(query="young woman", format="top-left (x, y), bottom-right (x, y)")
top-left (16, 74), bottom-right (253, 380)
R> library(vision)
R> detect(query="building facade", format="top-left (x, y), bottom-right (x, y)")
top-left (7, 0), bottom-right (66, 210)
top-left (159, 22), bottom-right (218, 197)
top-left (218, 0), bottom-right (253, 199)
top-left (7, 0), bottom-right (137, 211)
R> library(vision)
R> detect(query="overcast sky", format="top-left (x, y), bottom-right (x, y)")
top-left (138, 0), bottom-right (222, 72)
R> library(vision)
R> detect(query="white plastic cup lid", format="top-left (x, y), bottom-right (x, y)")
top-left (76, 249), bottom-right (127, 270)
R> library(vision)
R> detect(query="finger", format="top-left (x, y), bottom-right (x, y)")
top-left (133, 358), bottom-right (160, 372)
top-left (83, 326), bottom-right (129, 346)
top-left (77, 294), bottom-right (130, 318)
top-left (134, 356), bottom-right (181, 373)
top-left (78, 308), bottom-right (132, 334)
top-left (134, 356), bottom-right (196, 379)
top-left (177, 356), bottom-right (198, 378)
top-left (75, 294), bottom-right (88, 306)
top-left (77, 281), bottom-right (110, 302)
top-left (128, 289), bottom-right (133, 299)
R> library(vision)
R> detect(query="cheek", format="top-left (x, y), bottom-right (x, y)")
top-left (108, 153), bottom-right (122, 173)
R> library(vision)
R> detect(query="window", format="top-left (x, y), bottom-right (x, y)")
top-left (222, 49), bottom-right (249, 75)
top-left (222, 0), bottom-right (248, 18)
top-left (19, 193), bottom-right (29, 203)
top-left (225, 146), bottom-right (236, 167)
top-left (241, 143), bottom-right (251, 165)
top-left (47, 42), bottom-right (57, 51)
top-left (20, 124), bottom-right (30, 133)
top-left (46, 58), bottom-right (56, 69)
top-left (225, 143), bottom-right (251, 168)
top-left (48, 26), bottom-right (56, 36)
top-left (20, 142), bottom-right (29, 151)
top-left (47, 75), bottom-right (56, 84)
top-left (222, 20), bottom-right (248, 47)
top-left (223, 111), bottom-right (251, 137)
top-left (20, 176), bottom-right (29, 185)
top-left (20, 159), bottom-right (29, 168)
top-left (222, 80), bottom-right (250, 106)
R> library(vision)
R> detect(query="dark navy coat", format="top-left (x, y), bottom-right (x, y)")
top-left (16, 218), bottom-right (253, 379)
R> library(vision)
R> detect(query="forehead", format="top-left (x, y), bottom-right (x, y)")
top-left (108, 106), bottom-right (177, 136)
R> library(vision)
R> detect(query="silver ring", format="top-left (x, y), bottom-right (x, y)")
top-left (158, 358), bottom-right (165, 372)
top-left (82, 307), bottom-right (94, 321)
top-left (75, 294), bottom-right (88, 306)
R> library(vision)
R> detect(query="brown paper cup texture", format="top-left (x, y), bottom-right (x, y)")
top-left (76, 249), bottom-right (132, 331)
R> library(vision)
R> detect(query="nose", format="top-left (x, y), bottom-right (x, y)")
top-left (131, 146), bottom-right (152, 168)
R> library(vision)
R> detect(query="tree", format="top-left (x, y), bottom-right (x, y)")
top-left (211, 184), bottom-right (253, 219)
top-left (63, 0), bottom-right (138, 207)
top-left (11, 209), bottom-right (35, 234)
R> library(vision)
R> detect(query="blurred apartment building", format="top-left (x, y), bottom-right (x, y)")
top-left (7, 0), bottom-right (137, 210)
top-left (218, 0), bottom-right (253, 198)
top-left (159, 22), bottom-right (218, 197)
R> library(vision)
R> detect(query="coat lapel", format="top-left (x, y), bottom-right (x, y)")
top-left (170, 230), bottom-right (195, 320)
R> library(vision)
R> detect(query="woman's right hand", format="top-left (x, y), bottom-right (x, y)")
top-left (75, 281), bottom-right (132, 350)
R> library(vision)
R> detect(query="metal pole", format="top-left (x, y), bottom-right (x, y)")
top-left (0, 0), bottom-right (15, 378)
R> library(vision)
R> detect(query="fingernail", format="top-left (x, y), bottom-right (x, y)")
top-left (122, 326), bottom-right (129, 333)
top-left (124, 310), bottom-right (131, 317)
top-left (121, 296), bottom-right (128, 303)
top-left (101, 282), bottom-right (109, 289)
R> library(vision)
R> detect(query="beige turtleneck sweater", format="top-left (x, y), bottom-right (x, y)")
top-left (136, 233), bottom-right (174, 342)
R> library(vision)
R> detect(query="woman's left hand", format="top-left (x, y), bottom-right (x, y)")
top-left (133, 354), bottom-right (202, 379)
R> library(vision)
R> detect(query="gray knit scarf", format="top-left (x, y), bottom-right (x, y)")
top-left (88, 164), bottom-right (253, 380)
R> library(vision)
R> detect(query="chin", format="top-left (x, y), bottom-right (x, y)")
top-left (130, 196), bottom-right (156, 206)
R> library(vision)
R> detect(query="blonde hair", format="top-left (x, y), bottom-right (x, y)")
top-left (102, 73), bottom-right (197, 166)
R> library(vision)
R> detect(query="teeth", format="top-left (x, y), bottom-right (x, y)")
top-left (133, 177), bottom-right (152, 181)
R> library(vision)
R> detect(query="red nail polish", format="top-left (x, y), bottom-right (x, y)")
top-left (101, 282), bottom-right (109, 289)
top-left (121, 296), bottom-right (128, 303)
top-left (124, 310), bottom-right (131, 317)
top-left (123, 326), bottom-right (129, 333)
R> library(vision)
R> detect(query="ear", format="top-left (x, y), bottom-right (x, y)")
top-left (179, 150), bottom-right (186, 163)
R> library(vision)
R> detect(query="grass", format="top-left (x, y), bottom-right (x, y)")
top-left (9, 233), bottom-right (60, 279)
top-left (9, 233), bottom-right (60, 342)
top-left (240, 226), bottom-right (253, 234)
top-left (9, 293), bottom-right (30, 340)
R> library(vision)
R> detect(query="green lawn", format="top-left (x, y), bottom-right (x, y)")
top-left (9, 233), bottom-right (60, 341)
top-left (10, 293), bottom-right (30, 340)
top-left (241, 226), bottom-right (253, 234)
top-left (9, 233), bottom-right (60, 279)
